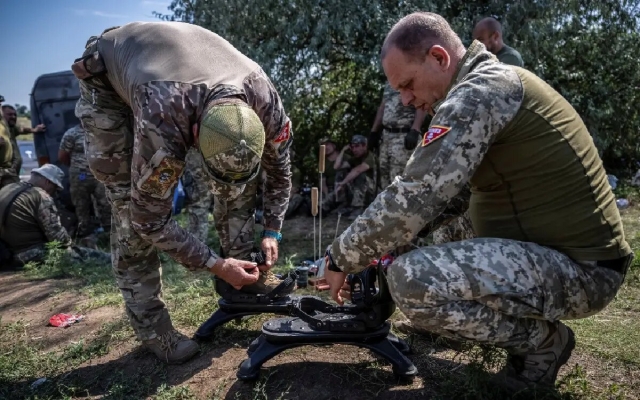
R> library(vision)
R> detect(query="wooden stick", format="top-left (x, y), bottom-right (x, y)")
top-left (311, 187), bottom-right (318, 261)
top-left (318, 145), bottom-right (325, 259)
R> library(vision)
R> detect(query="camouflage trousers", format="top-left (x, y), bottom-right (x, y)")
top-left (183, 149), bottom-right (214, 244)
top-left (14, 244), bottom-right (110, 266)
top-left (76, 73), bottom-right (258, 341)
top-left (387, 238), bottom-right (624, 354)
top-left (379, 131), bottom-right (413, 189)
top-left (322, 172), bottom-right (376, 212)
top-left (69, 170), bottom-right (112, 237)
top-left (431, 211), bottom-right (476, 244)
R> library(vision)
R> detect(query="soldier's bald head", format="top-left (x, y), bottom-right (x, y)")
top-left (472, 17), bottom-right (504, 54)
top-left (380, 12), bottom-right (465, 116)
top-left (381, 12), bottom-right (464, 62)
top-left (475, 17), bottom-right (502, 36)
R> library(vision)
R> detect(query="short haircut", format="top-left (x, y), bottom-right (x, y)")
top-left (381, 12), bottom-right (464, 61)
top-left (1, 104), bottom-right (15, 111)
top-left (476, 17), bottom-right (502, 35)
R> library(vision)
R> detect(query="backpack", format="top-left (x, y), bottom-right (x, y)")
top-left (0, 184), bottom-right (33, 267)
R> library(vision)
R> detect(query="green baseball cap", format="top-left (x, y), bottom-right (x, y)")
top-left (198, 101), bottom-right (265, 186)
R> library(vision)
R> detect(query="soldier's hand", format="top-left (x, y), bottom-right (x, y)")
top-left (210, 258), bottom-right (260, 290)
top-left (34, 124), bottom-right (46, 133)
top-left (324, 248), bottom-right (348, 305)
top-left (261, 237), bottom-right (279, 269)
top-left (404, 129), bottom-right (422, 150)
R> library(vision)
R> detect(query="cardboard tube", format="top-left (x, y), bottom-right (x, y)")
top-left (311, 187), bottom-right (318, 216)
top-left (319, 145), bottom-right (326, 173)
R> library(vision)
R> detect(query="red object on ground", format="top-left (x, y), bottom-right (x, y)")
top-left (49, 313), bottom-right (85, 328)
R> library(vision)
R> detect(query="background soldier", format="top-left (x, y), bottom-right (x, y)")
top-left (2, 104), bottom-right (46, 175)
top-left (0, 164), bottom-right (109, 267)
top-left (472, 17), bottom-right (524, 67)
top-left (58, 124), bottom-right (112, 238)
top-left (0, 100), bottom-right (18, 189)
top-left (370, 83), bottom-right (428, 190)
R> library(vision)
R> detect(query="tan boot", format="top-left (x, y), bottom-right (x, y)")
top-left (143, 329), bottom-right (199, 364)
top-left (240, 270), bottom-right (296, 296)
top-left (494, 322), bottom-right (575, 391)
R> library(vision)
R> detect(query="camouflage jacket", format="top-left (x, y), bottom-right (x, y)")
top-left (59, 125), bottom-right (91, 174)
top-left (382, 83), bottom-right (417, 130)
top-left (329, 41), bottom-right (526, 273)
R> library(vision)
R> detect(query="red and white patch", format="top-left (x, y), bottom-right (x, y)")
top-left (273, 120), bottom-right (291, 143)
top-left (421, 125), bottom-right (451, 147)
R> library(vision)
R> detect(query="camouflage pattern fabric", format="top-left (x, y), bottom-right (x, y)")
top-left (183, 148), bottom-right (213, 243)
top-left (8, 126), bottom-right (22, 175)
top-left (379, 131), bottom-right (412, 189)
top-left (387, 238), bottom-right (623, 354)
top-left (379, 83), bottom-right (417, 188)
top-left (0, 116), bottom-right (17, 187)
top-left (322, 172), bottom-right (376, 212)
top-left (211, 177), bottom-right (258, 259)
top-left (60, 125), bottom-right (112, 236)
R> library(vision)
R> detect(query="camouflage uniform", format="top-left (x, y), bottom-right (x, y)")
top-left (378, 83), bottom-right (417, 189)
top-left (0, 183), bottom-right (109, 266)
top-left (330, 41), bottom-right (631, 354)
top-left (8, 125), bottom-right (23, 175)
top-left (73, 22), bottom-right (292, 341)
top-left (182, 148), bottom-right (214, 243)
top-left (0, 115), bottom-right (18, 188)
top-left (59, 125), bottom-right (112, 237)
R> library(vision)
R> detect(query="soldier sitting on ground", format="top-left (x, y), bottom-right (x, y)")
top-left (58, 124), bottom-right (112, 238)
top-left (0, 164), bottom-right (110, 268)
top-left (322, 135), bottom-right (377, 220)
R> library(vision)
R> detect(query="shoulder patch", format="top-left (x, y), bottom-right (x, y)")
top-left (422, 125), bottom-right (451, 147)
top-left (137, 150), bottom-right (185, 199)
top-left (273, 120), bottom-right (291, 144)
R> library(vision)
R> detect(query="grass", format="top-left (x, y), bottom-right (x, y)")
top-left (1, 198), bottom-right (639, 399)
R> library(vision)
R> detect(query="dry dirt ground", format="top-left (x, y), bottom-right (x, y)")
top-left (1, 212), bottom-right (638, 400)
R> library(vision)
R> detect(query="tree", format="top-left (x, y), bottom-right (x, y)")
top-left (156, 0), bottom-right (640, 179)
top-left (14, 104), bottom-right (30, 119)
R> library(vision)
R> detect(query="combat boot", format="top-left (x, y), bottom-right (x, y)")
top-left (392, 319), bottom-right (464, 351)
top-left (240, 270), bottom-right (296, 297)
top-left (494, 322), bottom-right (575, 391)
top-left (143, 329), bottom-right (200, 364)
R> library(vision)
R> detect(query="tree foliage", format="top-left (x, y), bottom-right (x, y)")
top-left (156, 0), bottom-right (640, 180)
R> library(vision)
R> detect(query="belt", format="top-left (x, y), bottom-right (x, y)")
top-left (383, 127), bottom-right (411, 134)
top-left (595, 254), bottom-right (633, 275)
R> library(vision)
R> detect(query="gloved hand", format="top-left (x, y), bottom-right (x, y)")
top-left (404, 129), bottom-right (422, 150)
top-left (368, 131), bottom-right (382, 152)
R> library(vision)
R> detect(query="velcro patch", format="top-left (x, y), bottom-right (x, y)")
top-left (138, 151), bottom-right (185, 199)
top-left (422, 125), bottom-right (451, 147)
top-left (274, 120), bottom-right (291, 143)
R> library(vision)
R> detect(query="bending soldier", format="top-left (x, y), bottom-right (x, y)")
top-left (72, 22), bottom-right (293, 364)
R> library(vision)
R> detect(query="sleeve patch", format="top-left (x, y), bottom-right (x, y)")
top-left (273, 120), bottom-right (291, 144)
top-left (422, 125), bottom-right (451, 147)
top-left (137, 149), bottom-right (185, 199)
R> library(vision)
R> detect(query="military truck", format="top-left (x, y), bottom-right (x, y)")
top-left (30, 70), bottom-right (80, 209)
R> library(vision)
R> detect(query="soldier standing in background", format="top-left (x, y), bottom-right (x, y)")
top-left (472, 17), bottom-right (524, 67)
top-left (2, 104), bottom-right (46, 175)
top-left (0, 97), bottom-right (18, 189)
top-left (369, 83), bottom-right (428, 190)
top-left (58, 124), bottom-right (112, 238)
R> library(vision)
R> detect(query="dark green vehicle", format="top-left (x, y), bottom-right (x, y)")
top-left (30, 70), bottom-right (81, 209)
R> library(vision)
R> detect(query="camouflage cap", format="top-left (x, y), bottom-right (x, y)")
top-left (351, 134), bottom-right (368, 145)
top-left (32, 163), bottom-right (64, 189)
top-left (198, 100), bottom-right (265, 186)
top-left (0, 95), bottom-right (4, 103)
top-left (319, 137), bottom-right (337, 146)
